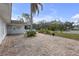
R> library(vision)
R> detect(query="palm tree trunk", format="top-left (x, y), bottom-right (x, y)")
top-left (30, 4), bottom-right (33, 31)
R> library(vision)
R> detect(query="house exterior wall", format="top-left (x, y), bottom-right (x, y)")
top-left (0, 3), bottom-right (12, 44)
top-left (7, 25), bottom-right (26, 34)
top-left (0, 18), bottom-right (7, 44)
top-left (0, 3), bottom-right (12, 23)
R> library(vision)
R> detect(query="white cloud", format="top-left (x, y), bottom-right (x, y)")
top-left (33, 15), bottom-right (56, 23)
top-left (71, 14), bottom-right (79, 25)
top-left (71, 14), bottom-right (79, 19)
top-left (11, 17), bottom-right (17, 20)
top-left (11, 15), bottom-right (21, 20)
top-left (33, 15), bottom-right (66, 23)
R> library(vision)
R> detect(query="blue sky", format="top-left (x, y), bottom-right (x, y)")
top-left (12, 3), bottom-right (79, 23)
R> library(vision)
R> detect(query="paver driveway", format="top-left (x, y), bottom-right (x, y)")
top-left (0, 33), bottom-right (79, 56)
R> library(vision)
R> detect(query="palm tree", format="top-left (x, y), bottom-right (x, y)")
top-left (30, 3), bottom-right (43, 30)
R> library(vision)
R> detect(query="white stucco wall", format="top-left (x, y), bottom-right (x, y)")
top-left (0, 3), bottom-right (11, 23)
top-left (0, 19), bottom-right (7, 44)
top-left (7, 25), bottom-right (26, 34)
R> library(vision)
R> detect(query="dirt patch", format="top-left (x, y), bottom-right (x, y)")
top-left (0, 33), bottom-right (79, 56)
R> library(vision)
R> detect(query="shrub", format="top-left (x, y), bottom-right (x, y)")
top-left (24, 30), bottom-right (36, 37)
top-left (38, 29), bottom-right (51, 34)
top-left (38, 29), bottom-right (45, 33)
top-left (44, 29), bottom-right (51, 34)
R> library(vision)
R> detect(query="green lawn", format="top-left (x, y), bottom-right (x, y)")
top-left (55, 32), bottom-right (79, 40)
top-left (38, 29), bottom-right (79, 40)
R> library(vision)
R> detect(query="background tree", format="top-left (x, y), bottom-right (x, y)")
top-left (21, 13), bottom-right (30, 29)
top-left (22, 13), bottom-right (30, 22)
top-left (31, 19), bottom-right (74, 31)
top-left (63, 22), bottom-right (74, 30)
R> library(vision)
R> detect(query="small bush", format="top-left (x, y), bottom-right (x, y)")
top-left (44, 29), bottom-right (51, 34)
top-left (24, 30), bottom-right (36, 37)
top-left (38, 29), bottom-right (45, 33)
top-left (38, 29), bottom-right (51, 34)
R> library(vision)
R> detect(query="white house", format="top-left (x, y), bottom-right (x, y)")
top-left (7, 20), bottom-right (28, 35)
top-left (0, 3), bottom-right (31, 44)
top-left (0, 3), bottom-right (11, 43)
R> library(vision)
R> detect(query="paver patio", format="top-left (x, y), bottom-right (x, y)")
top-left (0, 33), bottom-right (79, 56)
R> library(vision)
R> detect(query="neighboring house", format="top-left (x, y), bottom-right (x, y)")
top-left (7, 20), bottom-right (28, 34)
top-left (0, 3), bottom-right (11, 44)
top-left (73, 25), bottom-right (79, 30)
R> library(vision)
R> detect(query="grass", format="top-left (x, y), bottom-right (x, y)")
top-left (38, 29), bottom-right (79, 40)
top-left (38, 29), bottom-right (52, 34)
top-left (55, 32), bottom-right (79, 40)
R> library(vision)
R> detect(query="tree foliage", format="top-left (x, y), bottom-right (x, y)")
top-left (33, 20), bottom-right (74, 31)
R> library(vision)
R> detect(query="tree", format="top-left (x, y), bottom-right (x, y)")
top-left (22, 13), bottom-right (30, 22)
top-left (30, 3), bottom-right (43, 30)
top-left (48, 20), bottom-right (60, 31)
top-left (21, 13), bottom-right (30, 29)
top-left (63, 22), bottom-right (74, 30)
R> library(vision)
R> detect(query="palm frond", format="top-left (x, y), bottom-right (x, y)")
top-left (38, 3), bottom-right (43, 10)
top-left (31, 3), bottom-right (43, 15)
